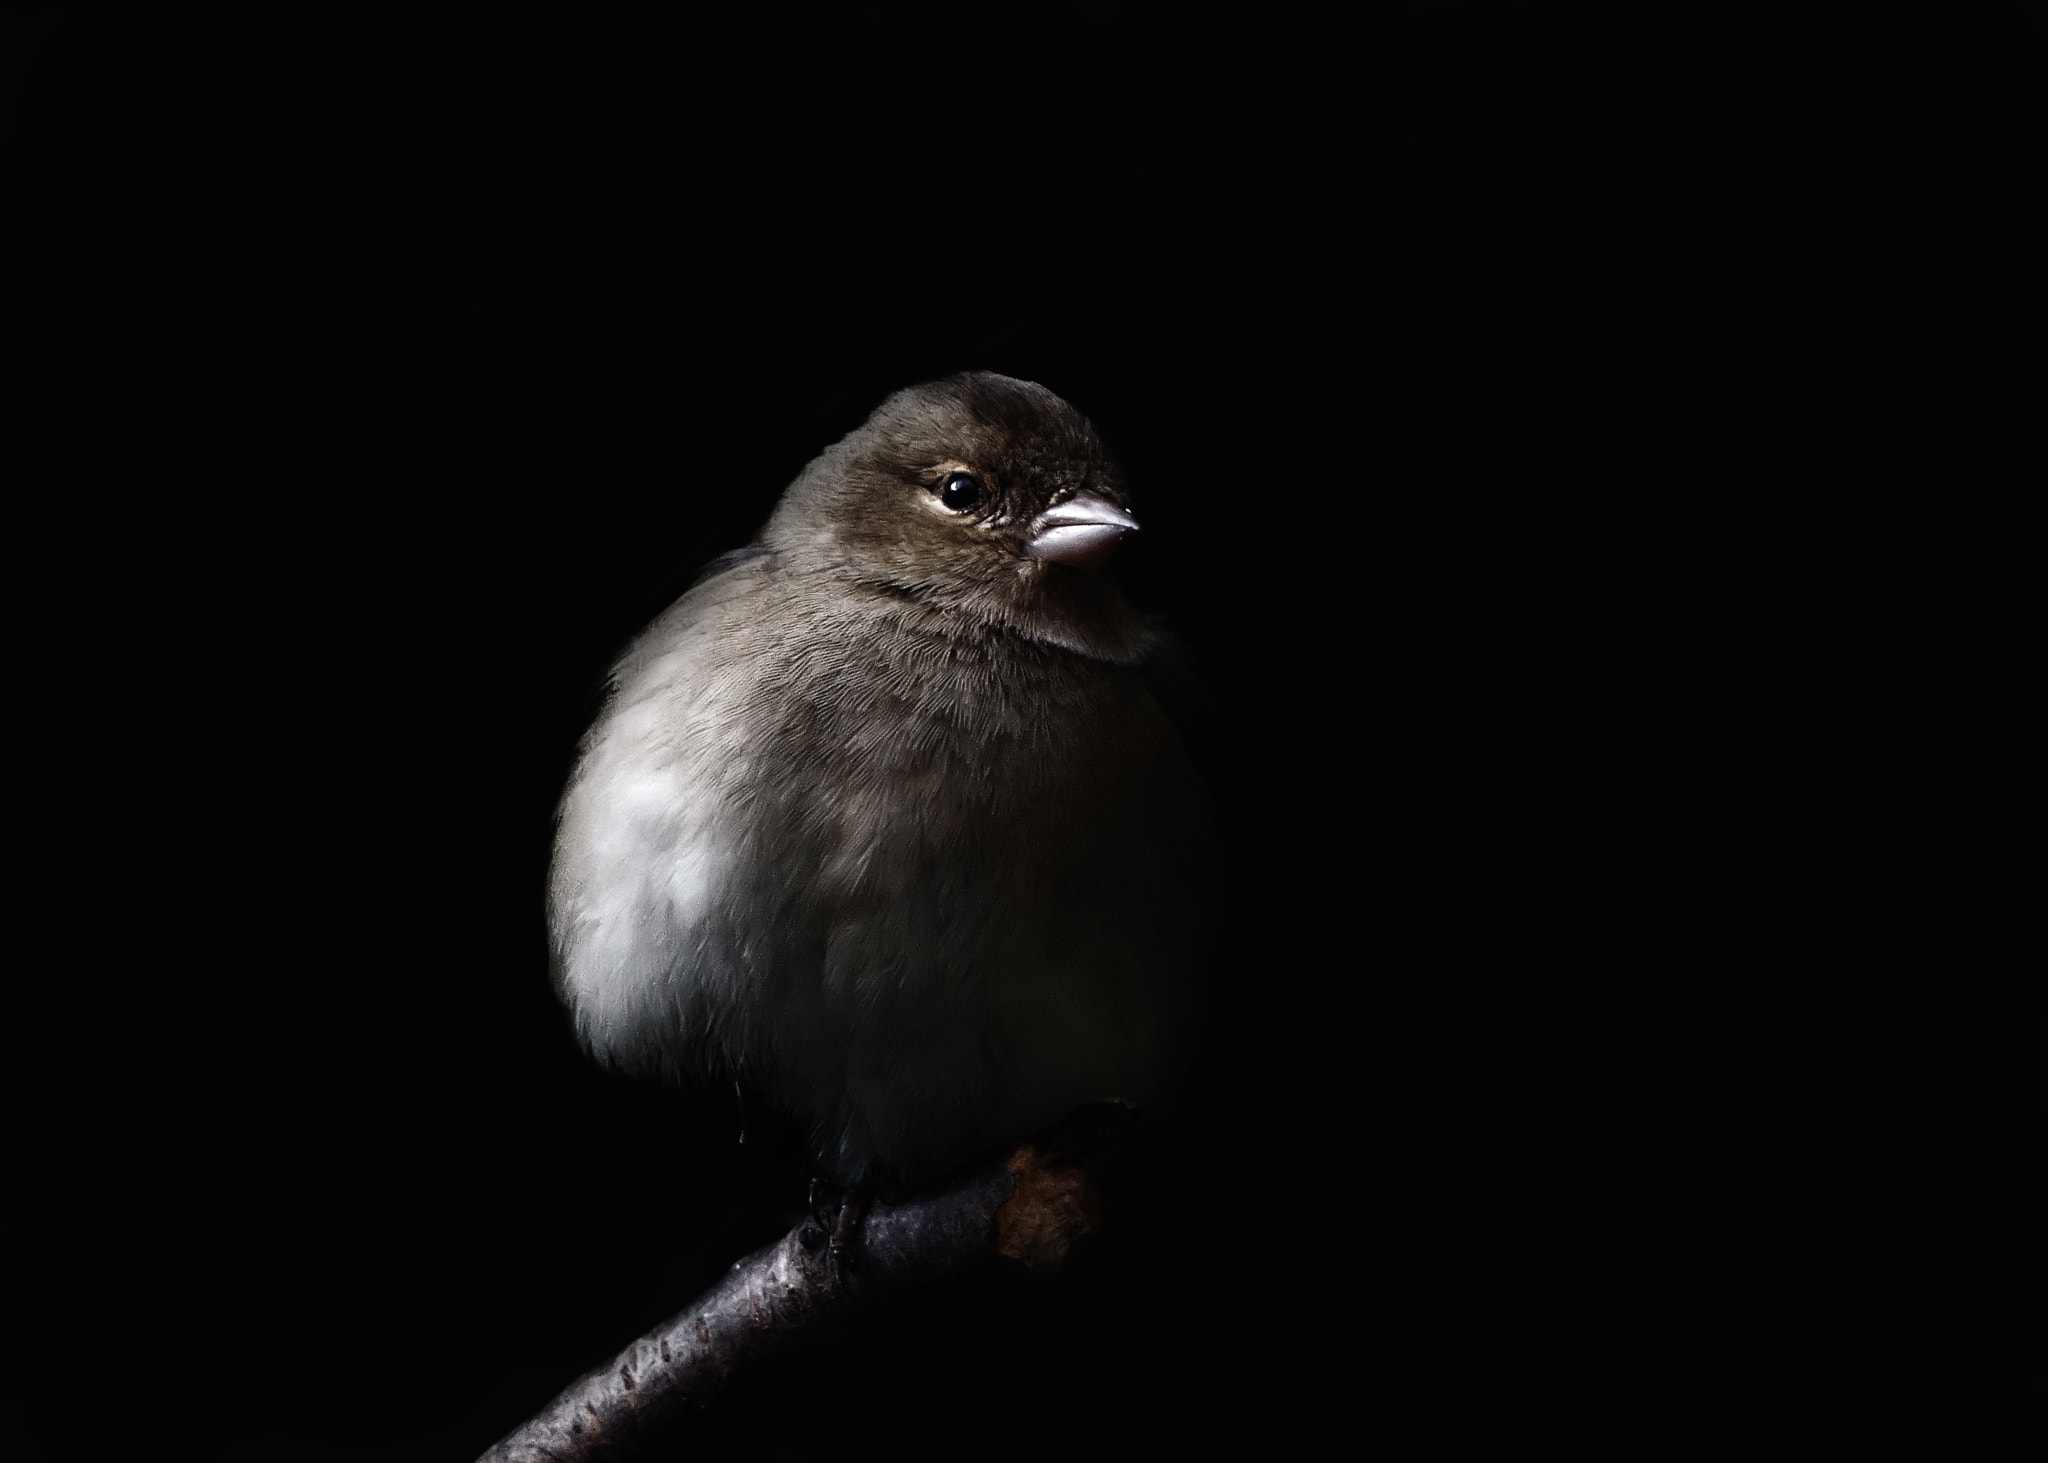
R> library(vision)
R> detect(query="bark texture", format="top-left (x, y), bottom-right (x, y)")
top-left (479, 1130), bottom-right (1106, 1462)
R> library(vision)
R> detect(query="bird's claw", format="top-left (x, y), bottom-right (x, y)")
top-left (803, 1181), bottom-right (868, 1277)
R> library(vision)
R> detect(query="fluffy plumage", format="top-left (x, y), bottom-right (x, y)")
top-left (547, 373), bottom-right (1206, 1189)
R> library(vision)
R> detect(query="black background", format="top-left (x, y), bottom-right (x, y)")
top-left (7, 4), bottom-right (2042, 1459)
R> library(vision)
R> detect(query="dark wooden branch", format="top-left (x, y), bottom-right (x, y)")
top-left (478, 1130), bottom-right (1108, 1462)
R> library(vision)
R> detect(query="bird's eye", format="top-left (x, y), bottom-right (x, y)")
top-left (937, 471), bottom-right (983, 512)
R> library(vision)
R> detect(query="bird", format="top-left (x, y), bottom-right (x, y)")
top-left (546, 371), bottom-right (1207, 1217)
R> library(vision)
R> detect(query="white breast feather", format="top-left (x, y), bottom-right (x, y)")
top-left (552, 642), bottom-right (731, 1071)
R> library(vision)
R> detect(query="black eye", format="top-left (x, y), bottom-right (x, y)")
top-left (937, 471), bottom-right (982, 512)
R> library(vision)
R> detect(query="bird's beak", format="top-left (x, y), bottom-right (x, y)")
top-left (1024, 493), bottom-right (1140, 568)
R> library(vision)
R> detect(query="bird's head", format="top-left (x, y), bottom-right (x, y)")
top-left (763, 372), bottom-right (1151, 663)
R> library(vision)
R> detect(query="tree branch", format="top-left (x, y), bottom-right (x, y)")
top-left (478, 1131), bottom-right (1106, 1462)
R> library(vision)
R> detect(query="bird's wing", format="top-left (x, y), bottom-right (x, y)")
top-left (687, 544), bottom-right (771, 591)
top-left (549, 559), bottom-right (779, 1084)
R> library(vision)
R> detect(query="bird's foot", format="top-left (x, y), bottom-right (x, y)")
top-left (799, 1179), bottom-right (870, 1277)
top-left (830, 1184), bottom-right (868, 1272)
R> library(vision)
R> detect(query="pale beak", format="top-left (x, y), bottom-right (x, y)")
top-left (1024, 492), bottom-right (1140, 568)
